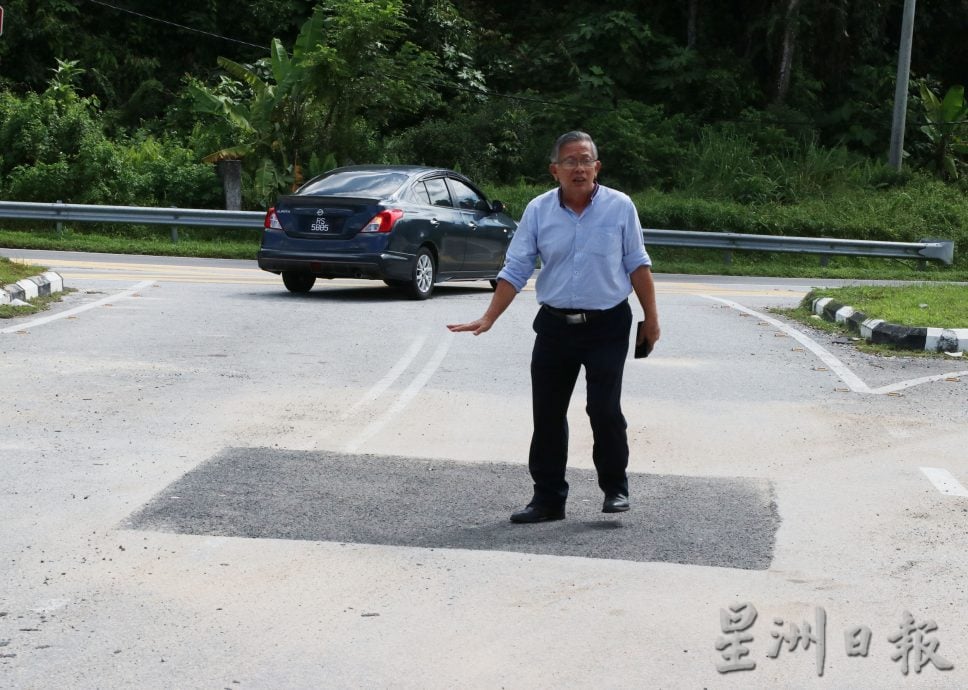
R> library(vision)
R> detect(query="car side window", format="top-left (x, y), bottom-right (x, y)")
top-left (447, 178), bottom-right (484, 211)
top-left (411, 183), bottom-right (432, 205)
top-left (422, 178), bottom-right (452, 207)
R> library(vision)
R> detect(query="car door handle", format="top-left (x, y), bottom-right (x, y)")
top-left (429, 218), bottom-right (439, 226)
top-left (468, 222), bottom-right (478, 229)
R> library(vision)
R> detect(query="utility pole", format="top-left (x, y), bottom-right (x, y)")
top-left (888, 0), bottom-right (917, 171)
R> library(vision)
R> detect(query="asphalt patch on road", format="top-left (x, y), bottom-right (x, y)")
top-left (124, 449), bottom-right (778, 569)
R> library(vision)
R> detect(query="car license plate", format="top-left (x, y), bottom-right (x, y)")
top-left (309, 217), bottom-right (331, 233)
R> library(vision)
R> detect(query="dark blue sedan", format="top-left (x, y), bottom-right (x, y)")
top-left (258, 165), bottom-right (517, 299)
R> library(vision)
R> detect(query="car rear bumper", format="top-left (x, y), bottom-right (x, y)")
top-left (257, 249), bottom-right (414, 280)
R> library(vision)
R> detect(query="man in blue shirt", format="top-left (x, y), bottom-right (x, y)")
top-left (447, 131), bottom-right (661, 523)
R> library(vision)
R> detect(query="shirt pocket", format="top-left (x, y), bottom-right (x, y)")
top-left (587, 226), bottom-right (623, 257)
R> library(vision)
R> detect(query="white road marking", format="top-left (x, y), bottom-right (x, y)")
top-left (872, 370), bottom-right (968, 395)
top-left (704, 295), bottom-right (871, 392)
top-left (343, 332), bottom-right (454, 454)
top-left (920, 467), bottom-right (968, 497)
top-left (339, 333), bottom-right (428, 420)
top-left (0, 280), bottom-right (156, 334)
top-left (703, 296), bottom-right (968, 395)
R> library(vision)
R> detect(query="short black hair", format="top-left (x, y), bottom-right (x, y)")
top-left (550, 131), bottom-right (598, 162)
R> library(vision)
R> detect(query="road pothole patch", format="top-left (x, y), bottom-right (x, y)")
top-left (124, 449), bottom-right (778, 569)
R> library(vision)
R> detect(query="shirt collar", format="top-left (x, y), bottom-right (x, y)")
top-left (557, 182), bottom-right (600, 209)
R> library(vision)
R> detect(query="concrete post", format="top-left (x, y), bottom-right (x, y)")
top-left (889, 0), bottom-right (917, 171)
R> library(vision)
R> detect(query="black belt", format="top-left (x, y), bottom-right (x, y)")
top-left (542, 302), bottom-right (624, 325)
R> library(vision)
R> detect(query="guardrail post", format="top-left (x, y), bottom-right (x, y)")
top-left (171, 206), bottom-right (179, 244)
top-left (722, 250), bottom-right (732, 265)
top-left (819, 254), bottom-right (830, 268)
top-left (56, 200), bottom-right (64, 235)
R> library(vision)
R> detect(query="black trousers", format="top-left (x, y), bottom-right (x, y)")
top-left (528, 300), bottom-right (633, 508)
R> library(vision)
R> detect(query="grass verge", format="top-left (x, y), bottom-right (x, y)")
top-left (771, 304), bottom-right (951, 358)
top-left (803, 284), bottom-right (968, 328)
top-left (0, 228), bottom-right (259, 259)
top-left (0, 255), bottom-right (48, 286)
top-left (772, 282), bottom-right (968, 357)
top-left (0, 255), bottom-right (66, 320)
top-left (0, 289), bottom-right (69, 319)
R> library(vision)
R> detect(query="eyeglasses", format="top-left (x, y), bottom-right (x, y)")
top-left (555, 157), bottom-right (598, 169)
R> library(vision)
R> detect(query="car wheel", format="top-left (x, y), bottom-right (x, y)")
top-left (383, 278), bottom-right (409, 288)
top-left (408, 248), bottom-right (436, 300)
top-left (282, 271), bottom-right (316, 293)
top-left (489, 279), bottom-right (499, 290)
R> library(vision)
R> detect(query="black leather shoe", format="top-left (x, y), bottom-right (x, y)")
top-left (602, 494), bottom-right (630, 513)
top-left (510, 505), bottom-right (565, 523)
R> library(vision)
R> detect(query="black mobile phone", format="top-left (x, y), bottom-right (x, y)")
top-left (634, 321), bottom-right (654, 358)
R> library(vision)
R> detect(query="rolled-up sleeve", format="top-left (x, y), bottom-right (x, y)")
top-left (496, 202), bottom-right (539, 291)
top-left (621, 196), bottom-right (651, 274)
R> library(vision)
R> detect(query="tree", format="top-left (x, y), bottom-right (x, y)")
top-left (189, 13), bottom-right (324, 203)
top-left (300, 0), bottom-right (442, 154)
top-left (189, 1), bottom-right (443, 205)
top-left (773, 0), bottom-right (802, 105)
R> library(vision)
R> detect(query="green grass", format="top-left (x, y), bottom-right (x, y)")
top-left (0, 228), bottom-right (260, 259)
top-left (773, 282), bottom-right (968, 356)
top-left (0, 289), bottom-right (67, 319)
top-left (0, 255), bottom-right (59, 319)
top-left (772, 304), bottom-right (946, 357)
top-left (805, 284), bottom-right (968, 328)
top-left (0, 255), bottom-right (47, 285)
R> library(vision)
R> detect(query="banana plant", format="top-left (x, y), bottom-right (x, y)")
top-left (918, 83), bottom-right (968, 180)
top-left (188, 10), bottom-right (326, 203)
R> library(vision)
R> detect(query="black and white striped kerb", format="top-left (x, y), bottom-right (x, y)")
top-left (811, 297), bottom-right (967, 353)
top-left (0, 271), bottom-right (64, 305)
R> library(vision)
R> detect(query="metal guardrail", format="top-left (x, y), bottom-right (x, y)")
top-left (644, 228), bottom-right (955, 266)
top-left (0, 200), bottom-right (264, 228)
top-left (0, 200), bottom-right (955, 266)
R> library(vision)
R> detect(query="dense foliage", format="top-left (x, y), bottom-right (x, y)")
top-left (0, 0), bottom-right (965, 206)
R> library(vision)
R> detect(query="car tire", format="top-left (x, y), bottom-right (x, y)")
top-left (282, 271), bottom-right (316, 293)
top-left (383, 278), bottom-right (409, 289)
top-left (489, 279), bottom-right (499, 290)
top-left (407, 248), bottom-right (436, 300)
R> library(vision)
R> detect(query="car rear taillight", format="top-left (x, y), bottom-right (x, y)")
top-left (360, 209), bottom-right (404, 233)
top-left (264, 207), bottom-right (282, 230)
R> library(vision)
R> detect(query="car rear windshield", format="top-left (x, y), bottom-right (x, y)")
top-left (298, 170), bottom-right (409, 197)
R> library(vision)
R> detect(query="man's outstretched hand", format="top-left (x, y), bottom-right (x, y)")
top-left (447, 279), bottom-right (517, 336)
top-left (446, 316), bottom-right (494, 336)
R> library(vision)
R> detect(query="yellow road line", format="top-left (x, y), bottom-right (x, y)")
top-left (46, 260), bottom-right (808, 297)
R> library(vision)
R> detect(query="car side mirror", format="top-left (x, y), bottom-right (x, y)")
top-left (490, 200), bottom-right (506, 214)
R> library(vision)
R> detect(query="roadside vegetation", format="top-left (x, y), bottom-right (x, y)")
top-left (0, 256), bottom-right (54, 319)
top-left (771, 284), bottom-right (967, 357)
top-left (0, 256), bottom-right (45, 285)
top-left (802, 284), bottom-right (968, 328)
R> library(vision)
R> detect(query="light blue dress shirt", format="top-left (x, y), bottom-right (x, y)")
top-left (497, 184), bottom-right (652, 310)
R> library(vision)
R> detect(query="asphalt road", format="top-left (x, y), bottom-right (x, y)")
top-left (1, 249), bottom-right (967, 688)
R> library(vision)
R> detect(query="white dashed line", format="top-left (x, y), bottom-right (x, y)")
top-left (920, 468), bottom-right (968, 497)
